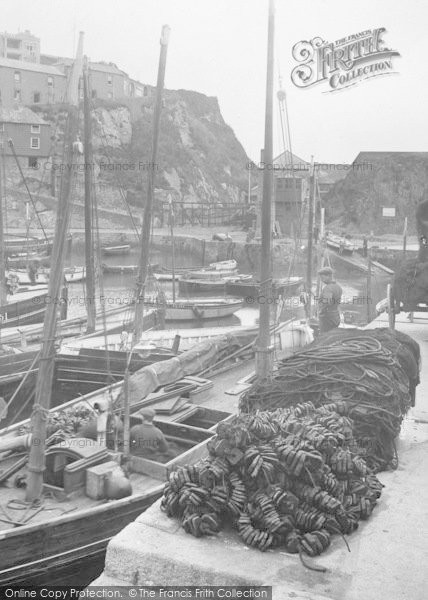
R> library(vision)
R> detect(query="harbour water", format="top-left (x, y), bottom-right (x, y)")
top-left (63, 244), bottom-right (381, 329)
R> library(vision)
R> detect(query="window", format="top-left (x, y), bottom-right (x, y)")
top-left (14, 71), bottom-right (21, 83)
top-left (47, 76), bottom-right (53, 87)
top-left (31, 124), bottom-right (40, 133)
top-left (107, 91), bottom-right (113, 99)
top-left (107, 75), bottom-right (112, 85)
top-left (0, 124), bottom-right (4, 132)
top-left (14, 89), bottom-right (21, 101)
top-left (28, 156), bottom-right (38, 168)
top-left (91, 89), bottom-right (97, 99)
top-left (30, 137), bottom-right (40, 149)
top-left (33, 92), bottom-right (40, 103)
top-left (143, 86), bottom-right (148, 97)
top-left (26, 44), bottom-right (34, 52)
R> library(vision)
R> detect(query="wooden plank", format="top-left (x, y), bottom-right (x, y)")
top-left (371, 260), bottom-right (395, 275)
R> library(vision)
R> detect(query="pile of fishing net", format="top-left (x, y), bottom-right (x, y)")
top-left (392, 258), bottom-right (428, 307)
top-left (161, 402), bottom-right (383, 570)
top-left (18, 406), bottom-right (93, 443)
top-left (239, 329), bottom-right (420, 471)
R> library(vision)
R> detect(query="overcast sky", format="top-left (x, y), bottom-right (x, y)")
top-left (3, 0), bottom-right (427, 163)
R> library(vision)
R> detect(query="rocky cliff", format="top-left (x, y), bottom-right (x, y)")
top-left (325, 152), bottom-right (428, 234)
top-left (5, 89), bottom-right (249, 230)
top-left (95, 89), bottom-right (249, 208)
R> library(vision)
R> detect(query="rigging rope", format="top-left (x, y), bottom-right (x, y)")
top-left (240, 328), bottom-right (420, 471)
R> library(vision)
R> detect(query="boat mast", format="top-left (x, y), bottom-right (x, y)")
top-left (0, 159), bottom-right (6, 305)
top-left (134, 25), bottom-right (171, 342)
top-left (25, 35), bottom-right (83, 502)
top-left (255, 0), bottom-right (275, 380)
top-left (168, 194), bottom-right (176, 302)
top-left (305, 159), bottom-right (315, 319)
top-left (83, 57), bottom-right (96, 333)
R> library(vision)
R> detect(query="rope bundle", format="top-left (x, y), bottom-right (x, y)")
top-left (161, 402), bottom-right (383, 571)
top-left (239, 328), bottom-right (420, 471)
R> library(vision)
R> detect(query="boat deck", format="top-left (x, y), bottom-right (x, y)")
top-left (0, 458), bottom-right (162, 534)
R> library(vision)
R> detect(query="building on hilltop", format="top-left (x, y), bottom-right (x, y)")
top-left (0, 30), bottom-right (150, 108)
top-left (0, 30), bottom-right (40, 63)
top-left (0, 57), bottom-right (67, 107)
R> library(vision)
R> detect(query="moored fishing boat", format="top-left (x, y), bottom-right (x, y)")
top-left (144, 296), bottom-right (243, 320)
top-left (325, 232), bottom-right (355, 255)
top-left (0, 287), bottom-right (53, 328)
top-left (101, 263), bottom-right (139, 275)
top-left (179, 272), bottom-right (251, 295)
top-left (225, 275), bottom-right (304, 299)
top-left (102, 244), bottom-right (131, 256)
top-left (5, 267), bottom-right (85, 286)
top-left (6, 252), bottom-right (51, 269)
top-left (152, 260), bottom-right (238, 282)
top-left (0, 332), bottom-right (243, 585)
top-left (4, 234), bottom-right (72, 256)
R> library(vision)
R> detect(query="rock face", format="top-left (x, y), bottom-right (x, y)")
top-left (7, 91), bottom-right (249, 230)
top-left (92, 106), bottom-right (132, 148)
top-left (96, 90), bottom-right (249, 209)
top-left (324, 152), bottom-right (428, 234)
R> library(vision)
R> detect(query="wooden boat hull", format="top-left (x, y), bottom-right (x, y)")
top-left (325, 237), bottom-right (355, 255)
top-left (102, 245), bottom-right (131, 256)
top-left (144, 299), bottom-right (243, 320)
top-left (178, 279), bottom-right (227, 294)
top-left (0, 417), bottom-right (220, 584)
top-left (4, 234), bottom-right (72, 257)
top-left (6, 253), bottom-right (51, 269)
top-left (225, 278), bottom-right (303, 299)
top-left (6, 270), bottom-right (49, 286)
top-left (0, 292), bottom-right (49, 328)
top-left (0, 486), bottom-right (164, 585)
top-left (102, 263), bottom-right (139, 275)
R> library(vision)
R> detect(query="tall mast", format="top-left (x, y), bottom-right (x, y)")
top-left (305, 159), bottom-right (315, 319)
top-left (169, 194), bottom-right (176, 302)
top-left (0, 158), bottom-right (6, 305)
top-left (134, 25), bottom-right (171, 341)
top-left (83, 57), bottom-right (96, 333)
top-left (25, 35), bottom-right (83, 502)
top-left (255, 0), bottom-right (275, 380)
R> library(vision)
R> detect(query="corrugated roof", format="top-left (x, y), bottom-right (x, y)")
top-left (0, 107), bottom-right (48, 125)
top-left (0, 57), bottom-right (65, 76)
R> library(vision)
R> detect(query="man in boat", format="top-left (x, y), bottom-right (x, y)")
top-left (78, 401), bottom-right (123, 449)
top-left (129, 408), bottom-right (171, 460)
top-left (317, 266), bottom-right (342, 334)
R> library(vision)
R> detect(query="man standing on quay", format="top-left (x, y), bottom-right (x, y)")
top-left (317, 267), bottom-right (342, 334)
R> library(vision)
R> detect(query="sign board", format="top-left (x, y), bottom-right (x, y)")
top-left (382, 207), bottom-right (396, 218)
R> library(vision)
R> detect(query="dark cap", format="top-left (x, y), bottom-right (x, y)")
top-left (140, 407), bottom-right (156, 419)
top-left (318, 266), bottom-right (334, 276)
